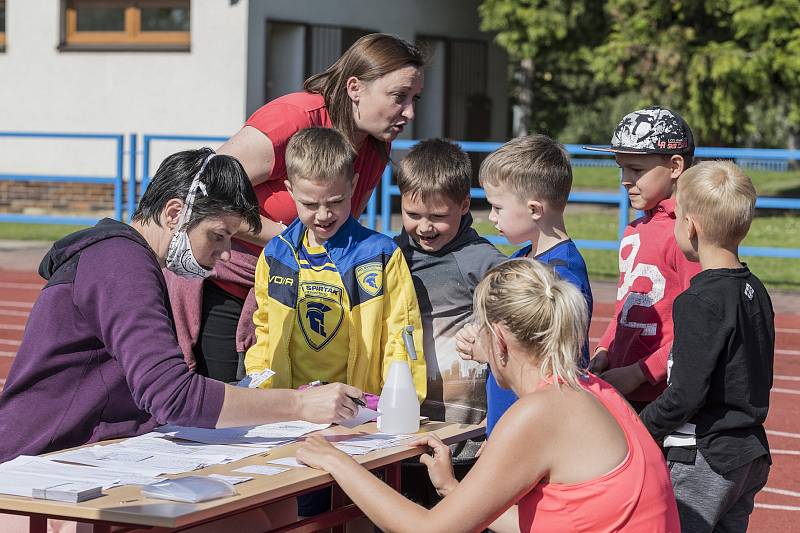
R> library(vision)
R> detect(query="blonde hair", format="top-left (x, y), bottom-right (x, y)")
top-left (397, 138), bottom-right (472, 204)
top-left (473, 258), bottom-right (587, 390)
top-left (304, 33), bottom-right (425, 154)
top-left (677, 161), bottom-right (756, 246)
top-left (285, 127), bottom-right (356, 184)
top-left (479, 134), bottom-right (573, 209)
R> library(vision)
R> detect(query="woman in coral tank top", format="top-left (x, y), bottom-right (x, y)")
top-left (297, 258), bottom-right (680, 532)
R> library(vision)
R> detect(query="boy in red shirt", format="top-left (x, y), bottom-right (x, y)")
top-left (586, 107), bottom-right (701, 409)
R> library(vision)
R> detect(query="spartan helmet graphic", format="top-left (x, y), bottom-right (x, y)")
top-left (306, 302), bottom-right (332, 337)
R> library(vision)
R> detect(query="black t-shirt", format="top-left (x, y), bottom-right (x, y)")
top-left (640, 266), bottom-right (775, 474)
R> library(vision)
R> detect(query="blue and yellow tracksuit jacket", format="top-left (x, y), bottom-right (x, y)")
top-left (245, 217), bottom-right (426, 402)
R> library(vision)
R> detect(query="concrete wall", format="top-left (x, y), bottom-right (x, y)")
top-left (0, 0), bottom-right (249, 178)
top-left (246, 0), bottom-right (508, 142)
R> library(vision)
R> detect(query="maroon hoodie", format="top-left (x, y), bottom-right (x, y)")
top-left (0, 219), bottom-right (224, 462)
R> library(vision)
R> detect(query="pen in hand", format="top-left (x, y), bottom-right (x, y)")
top-left (308, 380), bottom-right (366, 407)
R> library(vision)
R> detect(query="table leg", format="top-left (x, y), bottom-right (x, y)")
top-left (29, 515), bottom-right (47, 533)
top-left (331, 485), bottom-right (347, 533)
top-left (385, 462), bottom-right (401, 492)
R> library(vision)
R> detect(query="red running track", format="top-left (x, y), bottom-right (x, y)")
top-left (1, 270), bottom-right (799, 531)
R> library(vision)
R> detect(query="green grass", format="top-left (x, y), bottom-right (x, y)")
top-left (0, 223), bottom-right (90, 241)
top-left (473, 209), bottom-right (800, 291)
top-left (572, 166), bottom-right (800, 196)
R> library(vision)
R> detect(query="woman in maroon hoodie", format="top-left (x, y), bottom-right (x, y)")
top-left (0, 148), bottom-right (362, 465)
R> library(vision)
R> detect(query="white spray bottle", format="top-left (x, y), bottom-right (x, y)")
top-left (377, 325), bottom-right (420, 434)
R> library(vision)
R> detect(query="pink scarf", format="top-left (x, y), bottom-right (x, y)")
top-left (164, 240), bottom-right (259, 370)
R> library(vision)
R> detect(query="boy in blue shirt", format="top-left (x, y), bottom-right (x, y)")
top-left (456, 135), bottom-right (593, 436)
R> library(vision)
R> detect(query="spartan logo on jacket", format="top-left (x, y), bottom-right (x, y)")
top-left (355, 262), bottom-right (383, 297)
top-left (297, 281), bottom-right (344, 351)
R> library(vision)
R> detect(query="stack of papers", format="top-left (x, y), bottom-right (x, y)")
top-left (32, 481), bottom-right (103, 503)
top-left (0, 455), bottom-right (159, 500)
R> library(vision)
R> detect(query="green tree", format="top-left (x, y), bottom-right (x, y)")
top-left (481, 0), bottom-right (800, 147)
top-left (479, 0), bottom-right (610, 137)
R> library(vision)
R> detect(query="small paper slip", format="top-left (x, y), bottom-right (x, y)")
top-left (334, 444), bottom-right (371, 456)
top-left (237, 368), bottom-right (276, 388)
top-left (32, 481), bottom-right (103, 503)
top-left (233, 465), bottom-right (290, 476)
top-left (208, 473), bottom-right (253, 485)
top-left (341, 433), bottom-right (415, 450)
top-left (266, 456), bottom-right (307, 468)
top-left (339, 406), bottom-right (379, 429)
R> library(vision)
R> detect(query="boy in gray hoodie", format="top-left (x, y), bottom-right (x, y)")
top-left (394, 139), bottom-right (506, 505)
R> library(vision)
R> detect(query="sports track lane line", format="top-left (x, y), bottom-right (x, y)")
top-left (0, 282), bottom-right (42, 290)
top-left (767, 430), bottom-right (800, 439)
top-left (772, 449), bottom-right (800, 456)
top-left (755, 503), bottom-right (800, 511)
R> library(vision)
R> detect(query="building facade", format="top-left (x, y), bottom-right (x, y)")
top-left (0, 0), bottom-right (508, 217)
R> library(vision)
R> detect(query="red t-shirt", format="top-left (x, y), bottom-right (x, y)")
top-left (597, 197), bottom-right (702, 402)
top-left (246, 92), bottom-right (387, 232)
top-left (216, 92), bottom-right (389, 298)
top-left (518, 375), bottom-right (680, 532)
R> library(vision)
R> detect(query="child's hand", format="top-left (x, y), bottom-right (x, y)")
top-left (297, 435), bottom-right (352, 471)
top-left (410, 435), bottom-right (458, 497)
top-left (587, 349), bottom-right (609, 374)
top-left (601, 363), bottom-right (646, 395)
top-left (456, 323), bottom-right (487, 363)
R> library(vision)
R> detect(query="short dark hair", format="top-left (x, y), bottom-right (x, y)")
top-left (479, 134), bottom-right (573, 209)
top-left (397, 138), bottom-right (471, 204)
top-left (132, 147), bottom-right (261, 233)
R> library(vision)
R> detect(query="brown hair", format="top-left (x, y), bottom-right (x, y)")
top-left (285, 127), bottom-right (356, 184)
top-left (677, 161), bottom-right (756, 247)
top-left (397, 138), bottom-right (471, 204)
top-left (479, 134), bottom-right (573, 209)
top-left (304, 33), bottom-right (425, 153)
top-left (474, 259), bottom-right (588, 390)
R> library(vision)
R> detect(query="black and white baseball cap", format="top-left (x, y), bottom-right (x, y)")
top-left (584, 106), bottom-right (695, 157)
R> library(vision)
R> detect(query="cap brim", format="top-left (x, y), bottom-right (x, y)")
top-left (582, 145), bottom-right (651, 154)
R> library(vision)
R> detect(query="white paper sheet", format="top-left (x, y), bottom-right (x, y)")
top-left (333, 444), bottom-right (371, 455)
top-left (233, 464), bottom-right (290, 476)
top-left (156, 421), bottom-right (329, 446)
top-left (50, 446), bottom-right (206, 476)
top-left (265, 456), bottom-right (307, 468)
top-left (0, 456), bottom-right (158, 492)
top-left (339, 433), bottom-right (415, 450)
top-left (338, 406), bottom-right (379, 429)
top-left (121, 434), bottom-right (269, 462)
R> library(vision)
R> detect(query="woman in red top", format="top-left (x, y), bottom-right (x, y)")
top-left (168, 33), bottom-right (425, 383)
top-left (298, 259), bottom-right (680, 533)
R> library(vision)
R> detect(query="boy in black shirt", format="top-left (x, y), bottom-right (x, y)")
top-left (640, 161), bottom-right (774, 532)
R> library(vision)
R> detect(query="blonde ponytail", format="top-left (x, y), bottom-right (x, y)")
top-left (473, 259), bottom-right (588, 389)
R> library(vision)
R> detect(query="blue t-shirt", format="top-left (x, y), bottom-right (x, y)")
top-left (485, 239), bottom-right (593, 436)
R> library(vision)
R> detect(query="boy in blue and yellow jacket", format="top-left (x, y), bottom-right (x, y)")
top-left (244, 127), bottom-right (426, 402)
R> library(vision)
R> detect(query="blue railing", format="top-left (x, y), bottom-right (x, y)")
top-left (1, 133), bottom-right (799, 259)
top-left (0, 132), bottom-right (125, 225)
top-left (383, 141), bottom-right (800, 258)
